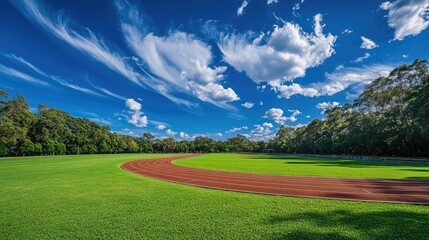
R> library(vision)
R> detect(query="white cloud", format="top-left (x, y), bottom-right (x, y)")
top-left (0, 63), bottom-right (48, 86)
top-left (128, 111), bottom-right (148, 127)
top-left (259, 101), bottom-right (264, 106)
top-left (125, 98), bottom-right (148, 127)
top-left (179, 131), bottom-right (190, 139)
top-left (97, 87), bottom-right (127, 101)
top-left (292, 0), bottom-right (305, 16)
top-left (166, 129), bottom-right (177, 136)
top-left (117, 2), bottom-right (239, 109)
top-left (248, 123), bottom-right (275, 141)
top-left (352, 53), bottom-right (371, 63)
top-left (263, 108), bottom-right (302, 124)
top-left (13, 0), bottom-right (143, 85)
top-left (156, 124), bottom-right (166, 130)
top-left (273, 83), bottom-right (320, 99)
top-left (342, 29), bottom-right (353, 34)
top-left (125, 98), bottom-right (142, 111)
top-left (276, 64), bottom-right (396, 98)
top-left (215, 133), bottom-right (223, 137)
top-left (262, 122), bottom-right (273, 128)
top-left (402, 54), bottom-right (409, 58)
top-left (380, 0), bottom-right (429, 41)
top-left (13, 0), bottom-right (205, 108)
top-left (226, 126), bottom-right (248, 134)
top-left (316, 101), bottom-right (340, 114)
top-left (237, 0), bottom-right (249, 16)
top-left (218, 14), bottom-right (336, 99)
top-left (319, 64), bottom-right (395, 95)
top-left (241, 102), bottom-right (254, 108)
top-left (267, 0), bottom-right (278, 4)
top-left (360, 36), bottom-right (378, 50)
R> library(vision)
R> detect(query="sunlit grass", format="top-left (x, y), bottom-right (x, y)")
top-left (1, 154), bottom-right (428, 239)
top-left (174, 154), bottom-right (429, 179)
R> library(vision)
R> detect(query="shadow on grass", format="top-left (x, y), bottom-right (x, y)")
top-left (403, 169), bottom-right (429, 172)
top-left (243, 155), bottom-right (429, 169)
top-left (267, 209), bottom-right (429, 239)
top-left (406, 176), bottom-right (429, 180)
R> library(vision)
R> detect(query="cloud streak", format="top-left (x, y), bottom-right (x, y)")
top-left (116, 0), bottom-right (239, 109)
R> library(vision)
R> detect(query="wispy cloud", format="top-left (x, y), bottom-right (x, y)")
top-left (380, 0), bottom-right (429, 41)
top-left (116, 0), bottom-right (239, 110)
top-left (3, 53), bottom-right (102, 96)
top-left (273, 63), bottom-right (397, 98)
top-left (12, 0), bottom-right (195, 107)
top-left (352, 53), bottom-right (371, 63)
top-left (0, 63), bottom-right (48, 86)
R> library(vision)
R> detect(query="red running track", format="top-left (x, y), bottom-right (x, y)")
top-left (121, 154), bottom-right (429, 204)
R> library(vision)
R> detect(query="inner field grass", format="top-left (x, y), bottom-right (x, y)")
top-left (1, 154), bottom-right (428, 239)
top-left (174, 154), bottom-right (429, 180)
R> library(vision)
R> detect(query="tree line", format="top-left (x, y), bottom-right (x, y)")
top-left (1, 59), bottom-right (428, 157)
top-left (0, 90), bottom-right (269, 156)
top-left (273, 59), bottom-right (429, 157)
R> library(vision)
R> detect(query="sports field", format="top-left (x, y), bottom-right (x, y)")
top-left (1, 154), bottom-right (428, 239)
top-left (175, 154), bottom-right (429, 179)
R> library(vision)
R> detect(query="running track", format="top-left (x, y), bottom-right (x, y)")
top-left (121, 154), bottom-right (429, 204)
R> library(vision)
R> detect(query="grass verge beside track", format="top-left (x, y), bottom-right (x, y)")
top-left (1, 154), bottom-right (428, 239)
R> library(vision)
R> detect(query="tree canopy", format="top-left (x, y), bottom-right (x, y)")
top-left (0, 60), bottom-right (428, 157)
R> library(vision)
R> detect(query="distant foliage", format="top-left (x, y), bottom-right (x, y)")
top-left (0, 60), bottom-right (428, 157)
top-left (272, 59), bottom-right (429, 157)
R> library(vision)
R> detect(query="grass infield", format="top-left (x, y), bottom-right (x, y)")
top-left (175, 154), bottom-right (429, 180)
top-left (1, 154), bottom-right (428, 239)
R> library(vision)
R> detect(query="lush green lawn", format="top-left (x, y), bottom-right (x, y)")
top-left (1, 154), bottom-right (428, 239)
top-left (175, 154), bottom-right (429, 179)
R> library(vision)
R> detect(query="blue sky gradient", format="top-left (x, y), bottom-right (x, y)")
top-left (1, 0), bottom-right (429, 140)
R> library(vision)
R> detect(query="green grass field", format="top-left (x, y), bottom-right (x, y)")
top-left (175, 154), bottom-right (429, 179)
top-left (1, 154), bottom-right (428, 239)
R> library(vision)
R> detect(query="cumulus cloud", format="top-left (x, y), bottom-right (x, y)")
top-left (156, 124), bottom-right (166, 130)
top-left (316, 101), bottom-right (340, 114)
top-left (125, 98), bottom-right (142, 111)
top-left (267, 0), bottom-right (278, 4)
top-left (248, 122), bottom-right (275, 141)
top-left (125, 98), bottom-right (148, 127)
top-left (262, 122), bottom-right (273, 128)
top-left (179, 131), bottom-right (190, 139)
top-left (117, 1), bottom-right (239, 109)
top-left (241, 102), bottom-right (254, 108)
top-left (352, 53), bottom-right (371, 63)
top-left (263, 108), bottom-right (301, 124)
top-left (360, 36), bottom-right (378, 49)
top-left (218, 13), bottom-right (336, 99)
top-left (166, 129), bottom-right (177, 136)
top-left (380, 0), bottom-right (429, 40)
top-left (226, 126), bottom-right (248, 134)
top-left (215, 133), bottom-right (223, 137)
top-left (237, 0), bottom-right (249, 16)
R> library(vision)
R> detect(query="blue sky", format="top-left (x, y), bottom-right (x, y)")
top-left (1, 0), bottom-right (429, 140)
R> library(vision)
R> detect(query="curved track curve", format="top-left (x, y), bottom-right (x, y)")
top-left (121, 154), bottom-right (429, 204)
